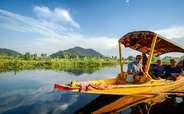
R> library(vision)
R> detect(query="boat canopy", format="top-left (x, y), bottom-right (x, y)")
top-left (119, 31), bottom-right (184, 56)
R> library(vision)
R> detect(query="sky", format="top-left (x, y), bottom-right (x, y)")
top-left (0, 0), bottom-right (184, 57)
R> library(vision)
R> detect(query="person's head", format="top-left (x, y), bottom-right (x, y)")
top-left (157, 60), bottom-right (162, 66)
top-left (170, 58), bottom-right (177, 67)
top-left (136, 55), bottom-right (142, 64)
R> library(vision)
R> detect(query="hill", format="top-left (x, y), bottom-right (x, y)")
top-left (0, 48), bottom-right (22, 56)
top-left (50, 47), bottom-right (104, 58)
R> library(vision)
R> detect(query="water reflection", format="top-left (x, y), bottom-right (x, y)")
top-left (76, 94), bottom-right (184, 114)
top-left (149, 96), bottom-right (184, 114)
top-left (0, 79), bottom-right (98, 114)
top-left (0, 66), bottom-right (183, 114)
top-left (1, 65), bottom-right (118, 76)
top-left (0, 66), bottom-right (119, 114)
top-left (62, 67), bottom-right (101, 75)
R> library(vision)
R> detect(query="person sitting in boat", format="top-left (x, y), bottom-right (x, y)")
top-left (163, 58), bottom-right (183, 81)
top-left (151, 60), bottom-right (164, 78)
top-left (142, 53), bottom-right (148, 72)
top-left (127, 55), bottom-right (143, 83)
top-left (177, 59), bottom-right (184, 71)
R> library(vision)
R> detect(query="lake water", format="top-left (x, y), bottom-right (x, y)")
top-left (0, 65), bottom-right (183, 114)
top-left (0, 66), bottom-right (123, 114)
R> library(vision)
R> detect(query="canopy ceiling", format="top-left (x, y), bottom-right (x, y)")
top-left (119, 31), bottom-right (184, 56)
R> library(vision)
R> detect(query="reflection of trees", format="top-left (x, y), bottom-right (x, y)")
top-left (62, 66), bottom-right (101, 75)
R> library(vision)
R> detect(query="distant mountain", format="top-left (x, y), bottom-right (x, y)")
top-left (50, 47), bottom-right (104, 58)
top-left (0, 48), bottom-right (22, 56)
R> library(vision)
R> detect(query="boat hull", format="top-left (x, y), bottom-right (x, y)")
top-left (54, 77), bottom-right (184, 95)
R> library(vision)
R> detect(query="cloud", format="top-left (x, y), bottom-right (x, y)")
top-left (0, 6), bottom-right (118, 56)
top-left (153, 26), bottom-right (184, 57)
top-left (30, 34), bottom-right (118, 56)
top-left (33, 6), bottom-right (80, 29)
top-left (0, 85), bottom-right (80, 114)
top-left (153, 26), bottom-right (184, 48)
top-left (1, 6), bottom-right (183, 57)
top-left (125, 0), bottom-right (130, 4)
top-left (154, 26), bottom-right (184, 39)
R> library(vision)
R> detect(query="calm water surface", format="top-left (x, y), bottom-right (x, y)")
top-left (0, 66), bottom-right (122, 114)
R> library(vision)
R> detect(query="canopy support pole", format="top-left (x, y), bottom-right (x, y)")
top-left (145, 34), bottom-right (157, 77)
top-left (119, 42), bottom-right (123, 72)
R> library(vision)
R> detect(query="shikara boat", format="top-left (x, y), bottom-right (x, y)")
top-left (54, 31), bottom-right (184, 95)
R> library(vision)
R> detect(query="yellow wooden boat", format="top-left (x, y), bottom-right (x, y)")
top-left (54, 31), bottom-right (184, 95)
top-left (55, 77), bottom-right (184, 95)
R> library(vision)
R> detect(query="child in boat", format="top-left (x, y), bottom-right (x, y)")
top-left (163, 59), bottom-right (183, 81)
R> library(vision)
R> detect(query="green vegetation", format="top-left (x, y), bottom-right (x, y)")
top-left (0, 47), bottom-right (117, 74)
top-left (0, 58), bottom-right (118, 74)
top-left (0, 47), bottom-right (183, 74)
top-left (0, 48), bottom-right (22, 57)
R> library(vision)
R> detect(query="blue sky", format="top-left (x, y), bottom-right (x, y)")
top-left (0, 0), bottom-right (184, 57)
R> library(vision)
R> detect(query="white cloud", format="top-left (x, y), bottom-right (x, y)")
top-left (33, 6), bottom-right (80, 29)
top-left (153, 26), bottom-right (184, 57)
top-left (125, 0), bottom-right (130, 4)
top-left (153, 26), bottom-right (184, 48)
top-left (154, 26), bottom-right (184, 39)
top-left (0, 85), bottom-right (80, 114)
top-left (33, 6), bottom-right (51, 18)
top-left (30, 34), bottom-right (118, 56)
top-left (1, 6), bottom-right (182, 57)
top-left (0, 7), bottom-right (117, 56)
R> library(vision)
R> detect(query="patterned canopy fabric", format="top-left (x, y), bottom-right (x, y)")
top-left (119, 31), bottom-right (184, 56)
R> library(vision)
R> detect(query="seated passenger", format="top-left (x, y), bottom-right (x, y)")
top-left (151, 60), bottom-right (164, 78)
top-left (142, 53), bottom-right (148, 72)
top-left (177, 60), bottom-right (184, 71)
top-left (163, 59), bottom-right (183, 81)
top-left (127, 55), bottom-right (143, 83)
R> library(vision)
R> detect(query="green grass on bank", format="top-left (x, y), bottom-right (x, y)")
top-left (0, 58), bottom-right (118, 73)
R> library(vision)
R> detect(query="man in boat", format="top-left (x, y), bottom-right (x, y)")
top-left (151, 60), bottom-right (164, 78)
top-left (126, 55), bottom-right (144, 83)
top-left (177, 59), bottom-right (184, 71)
top-left (163, 58), bottom-right (183, 81)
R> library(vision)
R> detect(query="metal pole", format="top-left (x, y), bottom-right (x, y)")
top-left (119, 42), bottom-right (123, 72)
